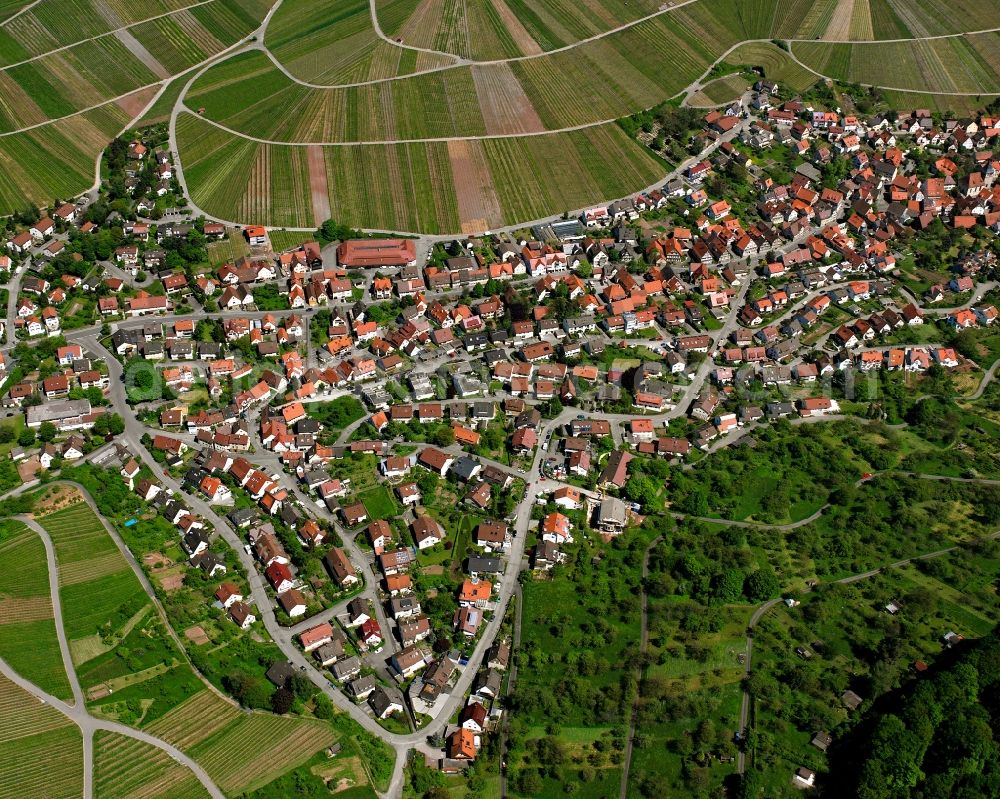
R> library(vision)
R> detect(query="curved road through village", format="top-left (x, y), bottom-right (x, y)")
top-left (0, 258), bottom-right (993, 797)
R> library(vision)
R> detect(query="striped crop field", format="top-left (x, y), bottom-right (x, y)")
top-left (0, 0), bottom-right (196, 66)
top-left (0, 0), bottom-right (30, 23)
top-left (793, 35), bottom-right (1000, 93)
top-left (782, 0), bottom-right (837, 39)
top-left (509, 16), bottom-right (721, 129)
top-left (481, 123), bottom-right (665, 227)
top-left (3, 36), bottom-right (159, 121)
top-left (0, 100), bottom-right (133, 213)
top-left (178, 112), bottom-right (465, 231)
top-left (189, 713), bottom-right (337, 794)
top-left (879, 89), bottom-right (999, 117)
top-left (0, 0), bottom-right (272, 216)
top-left (265, 0), bottom-right (453, 84)
top-left (188, 50), bottom-right (487, 142)
top-left (0, 0), bottom-right (272, 127)
top-left (0, 521), bottom-right (72, 699)
top-left (323, 139), bottom-right (461, 232)
top-left (881, 0), bottom-right (999, 38)
top-left (0, 674), bottom-right (82, 799)
top-left (867, 0), bottom-right (909, 38)
top-left (179, 112), bottom-right (668, 233)
top-left (94, 731), bottom-right (210, 799)
top-left (145, 689), bottom-right (337, 795)
top-left (144, 690), bottom-right (244, 749)
top-left (380, 0), bottom-right (665, 57)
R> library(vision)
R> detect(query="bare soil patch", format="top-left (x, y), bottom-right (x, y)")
top-left (472, 63), bottom-right (545, 135)
top-left (185, 625), bottom-right (210, 645)
top-left (87, 684), bottom-right (112, 701)
top-left (116, 85), bottom-right (160, 120)
top-left (143, 552), bottom-right (171, 568)
top-left (0, 595), bottom-right (52, 624)
top-left (823, 0), bottom-right (855, 40)
top-left (32, 485), bottom-right (84, 515)
top-left (156, 569), bottom-right (185, 592)
top-left (307, 144), bottom-right (331, 225)
top-left (488, 0), bottom-right (542, 55)
top-left (447, 138), bottom-right (503, 234)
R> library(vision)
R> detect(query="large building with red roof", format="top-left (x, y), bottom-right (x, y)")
top-left (336, 239), bottom-right (417, 268)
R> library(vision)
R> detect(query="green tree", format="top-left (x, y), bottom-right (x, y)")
top-left (37, 422), bottom-right (57, 442)
top-left (312, 692), bottom-right (333, 719)
top-left (744, 567), bottom-right (780, 602)
top-left (624, 474), bottom-right (658, 507)
top-left (271, 687), bottom-right (294, 714)
top-left (18, 428), bottom-right (35, 447)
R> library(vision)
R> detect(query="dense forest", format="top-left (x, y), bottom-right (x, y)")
top-left (828, 630), bottom-right (1000, 799)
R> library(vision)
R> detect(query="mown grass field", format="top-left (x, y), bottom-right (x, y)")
top-left (0, 674), bottom-right (82, 799)
top-left (93, 731), bottom-right (211, 799)
top-left (207, 228), bottom-right (251, 265)
top-left (0, 520), bottom-right (72, 699)
top-left (38, 501), bottom-right (149, 649)
top-left (718, 41), bottom-right (819, 92)
top-left (146, 689), bottom-right (338, 794)
top-left (688, 74), bottom-right (750, 107)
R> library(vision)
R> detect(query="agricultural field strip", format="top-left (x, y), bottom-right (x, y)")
top-left (1, 0), bottom-right (213, 70)
top-left (0, 659), bottom-right (227, 799)
top-left (789, 34), bottom-right (1000, 94)
top-left (93, 731), bottom-right (212, 799)
top-left (2, 508), bottom-right (227, 799)
top-left (0, 40), bottom-right (246, 138)
top-left (0, 0), bottom-right (268, 136)
top-left (177, 107), bottom-right (656, 145)
top-left (187, 25), bottom-right (1000, 149)
top-left (259, 0), bottom-right (1000, 90)
top-left (143, 689), bottom-right (336, 794)
top-left (225, 24), bottom-right (1000, 150)
top-left (0, 0), bottom-right (42, 27)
